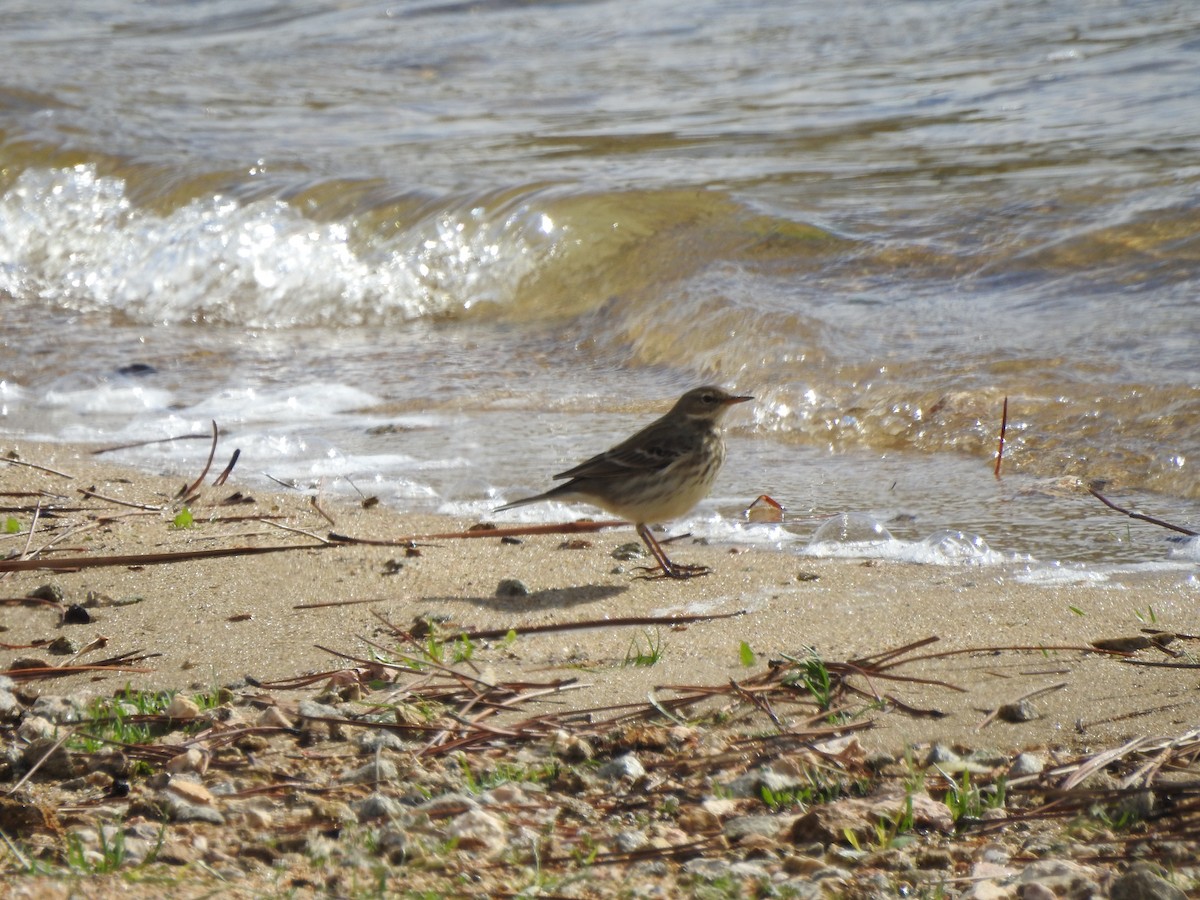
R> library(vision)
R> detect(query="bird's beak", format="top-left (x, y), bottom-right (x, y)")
top-left (726, 394), bottom-right (753, 405)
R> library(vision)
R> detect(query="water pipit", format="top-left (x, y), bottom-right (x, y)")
top-left (496, 385), bottom-right (752, 579)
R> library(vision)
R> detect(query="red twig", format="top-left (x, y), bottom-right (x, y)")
top-left (994, 395), bottom-right (1008, 478)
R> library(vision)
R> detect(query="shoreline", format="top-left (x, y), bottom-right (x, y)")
top-left (3, 439), bottom-right (1200, 897)
top-left (3, 439), bottom-right (1198, 756)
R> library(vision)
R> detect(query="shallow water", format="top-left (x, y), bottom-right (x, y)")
top-left (1, 0), bottom-right (1198, 567)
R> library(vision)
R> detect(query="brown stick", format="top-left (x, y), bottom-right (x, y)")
top-left (437, 610), bottom-right (747, 642)
top-left (91, 432), bottom-right (213, 454)
top-left (212, 449), bottom-right (240, 486)
top-left (328, 519), bottom-right (626, 546)
top-left (1088, 486), bottom-right (1197, 537)
top-left (0, 457), bottom-right (75, 479)
top-left (0, 663), bottom-right (154, 681)
top-left (178, 420), bottom-right (220, 501)
top-left (0, 542), bottom-right (329, 573)
top-left (294, 598), bottom-right (388, 610)
top-left (78, 488), bottom-right (165, 511)
top-left (994, 395), bottom-right (1008, 478)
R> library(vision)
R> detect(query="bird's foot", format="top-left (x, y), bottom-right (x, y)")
top-left (634, 562), bottom-right (712, 580)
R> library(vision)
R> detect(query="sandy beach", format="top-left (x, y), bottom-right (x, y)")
top-left (4, 440), bottom-right (1197, 753)
top-left (2, 441), bottom-right (1200, 897)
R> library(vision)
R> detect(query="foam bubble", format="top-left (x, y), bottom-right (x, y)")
top-left (804, 512), bottom-right (895, 558)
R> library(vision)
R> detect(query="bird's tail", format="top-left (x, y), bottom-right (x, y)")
top-left (493, 484), bottom-right (572, 513)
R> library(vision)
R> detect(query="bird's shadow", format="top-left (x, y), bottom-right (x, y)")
top-left (426, 583), bottom-right (628, 613)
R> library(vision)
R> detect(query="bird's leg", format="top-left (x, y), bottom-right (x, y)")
top-left (634, 523), bottom-right (711, 579)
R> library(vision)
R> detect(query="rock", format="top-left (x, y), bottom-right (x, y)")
top-left (170, 802), bottom-right (225, 825)
top-left (357, 792), bottom-right (404, 822)
top-left (1020, 883), bottom-right (1056, 900)
top-left (210, 703), bottom-right (247, 727)
top-left (340, 757), bottom-right (398, 786)
top-left (964, 748), bottom-right (1010, 768)
top-left (308, 798), bottom-right (356, 825)
top-left (724, 765), bottom-right (808, 799)
top-left (997, 699), bottom-right (1038, 722)
top-left (864, 751), bottom-right (896, 772)
top-left (1015, 859), bottom-right (1101, 897)
top-left (256, 707), bottom-right (293, 729)
top-left (678, 805), bottom-right (721, 833)
top-left (358, 729), bottom-right (408, 753)
top-left (597, 753), bottom-right (646, 781)
top-left (84, 749), bottom-right (129, 778)
top-left (1110, 863), bottom-right (1189, 900)
top-left (446, 809), bottom-right (507, 857)
top-left (495, 578), bottom-right (529, 597)
top-left (45, 636), bottom-right (78, 655)
top-left (723, 815), bottom-right (783, 843)
top-left (165, 748), bottom-right (209, 775)
top-left (162, 790), bottom-right (225, 825)
top-left (0, 795), bottom-right (60, 835)
top-left (789, 789), bottom-right (953, 845)
top-left (615, 829), bottom-right (648, 853)
top-left (960, 881), bottom-right (1016, 900)
top-left (7, 657), bottom-right (51, 673)
top-left (61, 604), bottom-right (93, 625)
top-left (166, 778), bottom-right (214, 805)
top-left (29, 695), bottom-right (83, 724)
top-left (782, 854), bottom-right (826, 876)
top-left (296, 699), bottom-right (341, 721)
top-left (21, 737), bottom-right (76, 779)
top-left (17, 716), bottom-right (55, 742)
top-left (118, 833), bottom-right (156, 866)
top-left (1008, 752), bottom-right (1045, 777)
top-left (925, 744), bottom-right (992, 775)
top-left (683, 858), bottom-right (771, 881)
top-left (773, 880), bottom-right (825, 900)
top-left (810, 864), bottom-right (853, 883)
top-left (611, 543), bottom-right (645, 561)
top-left (27, 583), bottom-right (64, 602)
top-left (925, 744), bottom-right (962, 766)
top-left (242, 806), bottom-right (273, 829)
top-left (376, 828), bottom-right (408, 863)
top-left (917, 848), bottom-right (956, 870)
top-left (165, 695), bottom-right (201, 719)
top-left (552, 730), bottom-right (594, 761)
top-left (416, 792), bottom-right (479, 817)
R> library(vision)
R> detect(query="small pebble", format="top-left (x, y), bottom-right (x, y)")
top-left (496, 578), bottom-right (530, 597)
top-left (611, 542), bottom-right (645, 561)
top-left (997, 699), bottom-right (1038, 722)
top-left (597, 753), bottom-right (646, 781)
top-left (61, 604), bottom-right (93, 625)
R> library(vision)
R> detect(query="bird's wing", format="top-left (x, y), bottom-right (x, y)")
top-left (553, 421), bottom-right (696, 480)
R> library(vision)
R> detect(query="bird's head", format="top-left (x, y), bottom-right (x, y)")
top-left (673, 386), bottom-right (753, 422)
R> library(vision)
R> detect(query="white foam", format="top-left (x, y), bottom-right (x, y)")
top-left (1012, 564), bottom-right (1111, 585)
top-left (800, 514), bottom-right (1014, 566)
top-left (187, 383), bottom-right (382, 424)
top-left (1168, 535), bottom-right (1200, 562)
top-left (1, 164), bottom-right (565, 327)
top-left (41, 381), bottom-right (175, 416)
top-left (0, 380), bottom-right (28, 421)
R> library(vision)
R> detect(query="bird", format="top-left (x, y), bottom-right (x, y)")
top-left (495, 385), bottom-right (753, 579)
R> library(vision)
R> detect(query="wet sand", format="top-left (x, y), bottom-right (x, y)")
top-left (3, 440), bottom-right (1197, 757)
